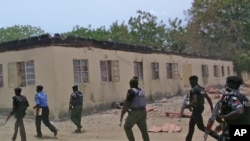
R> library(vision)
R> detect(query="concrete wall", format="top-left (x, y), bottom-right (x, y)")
top-left (0, 45), bottom-right (233, 119)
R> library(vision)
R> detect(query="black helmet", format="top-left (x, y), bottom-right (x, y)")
top-left (226, 76), bottom-right (242, 89)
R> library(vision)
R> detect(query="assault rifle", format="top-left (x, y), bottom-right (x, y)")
top-left (5, 112), bottom-right (13, 124)
top-left (204, 89), bottom-right (227, 141)
top-left (68, 105), bottom-right (73, 119)
top-left (0, 112), bottom-right (13, 127)
top-left (178, 94), bottom-right (190, 122)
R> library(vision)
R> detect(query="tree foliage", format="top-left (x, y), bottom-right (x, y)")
top-left (0, 25), bottom-right (45, 43)
top-left (64, 10), bottom-right (172, 51)
top-left (185, 0), bottom-right (250, 56)
top-left (127, 10), bottom-right (167, 50)
top-left (165, 18), bottom-right (187, 53)
top-left (184, 0), bottom-right (250, 73)
top-left (2, 3), bottom-right (250, 73)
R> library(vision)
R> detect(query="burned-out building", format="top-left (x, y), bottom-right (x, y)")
top-left (0, 34), bottom-right (233, 120)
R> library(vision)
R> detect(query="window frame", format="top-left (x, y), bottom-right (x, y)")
top-left (201, 64), bottom-right (209, 78)
top-left (16, 60), bottom-right (36, 87)
top-left (166, 63), bottom-right (179, 79)
top-left (73, 59), bottom-right (89, 84)
top-left (100, 60), bottom-right (120, 82)
top-left (134, 61), bottom-right (143, 80)
top-left (213, 65), bottom-right (220, 77)
top-left (0, 64), bottom-right (3, 87)
top-left (151, 62), bottom-right (159, 80)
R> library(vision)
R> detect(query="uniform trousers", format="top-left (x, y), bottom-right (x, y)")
top-left (70, 106), bottom-right (83, 128)
top-left (186, 105), bottom-right (219, 141)
top-left (124, 109), bottom-right (150, 141)
top-left (12, 117), bottom-right (26, 141)
top-left (35, 107), bottom-right (57, 136)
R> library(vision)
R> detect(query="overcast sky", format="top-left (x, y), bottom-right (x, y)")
top-left (1, 0), bottom-right (194, 34)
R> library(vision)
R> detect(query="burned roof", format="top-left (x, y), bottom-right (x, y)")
top-left (0, 33), bottom-right (153, 53)
top-left (0, 33), bottom-right (231, 61)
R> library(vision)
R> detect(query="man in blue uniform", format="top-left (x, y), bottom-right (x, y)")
top-left (69, 85), bottom-right (83, 133)
top-left (33, 85), bottom-right (57, 138)
top-left (215, 76), bottom-right (249, 141)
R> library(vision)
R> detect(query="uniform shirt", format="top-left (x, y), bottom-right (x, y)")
top-left (70, 91), bottom-right (83, 107)
top-left (221, 90), bottom-right (243, 114)
top-left (35, 91), bottom-right (48, 107)
top-left (221, 89), bottom-right (245, 126)
top-left (189, 84), bottom-right (205, 106)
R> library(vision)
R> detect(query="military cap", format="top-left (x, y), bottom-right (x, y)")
top-left (226, 76), bottom-right (242, 85)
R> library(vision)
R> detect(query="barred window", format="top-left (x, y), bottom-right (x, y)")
top-left (8, 60), bottom-right (35, 87)
top-left (100, 60), bottom-right (120, 82)
top-left (221, 66), bottom-right (225, 77)
top-left (0, 64), bottom-right (3, 87)
top-left (213, 65), bottom-right (220, 77)
top-left (166, 63), bottom-right (179, 79)
top-left (73, 59), bottom-right (89, 83)
top-left (152, 62), bottom-right (159, 80)
top-left (201, 65), bottom-right (209, 78)
top-left (134, 62), bottom-right (143, 80)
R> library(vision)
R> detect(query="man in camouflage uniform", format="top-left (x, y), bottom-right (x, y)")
top-left (215, 76), bottom-right (249, 141)
top-left (69, 85), bottom-right (83, 132)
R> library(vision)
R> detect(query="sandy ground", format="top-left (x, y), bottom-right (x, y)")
top-left (0, 95), bottom-right (230, 141)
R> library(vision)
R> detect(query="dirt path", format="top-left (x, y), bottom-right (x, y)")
top-left (0, 95), bottom-right (226, 141)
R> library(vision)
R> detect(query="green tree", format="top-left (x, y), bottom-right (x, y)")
top-left (109, 21), bottom-right (130, 43)
top-left (233, 51), bottom-right (250, 74)
top-left (0, 25), bottom-right (45, 43)
top-left (63, 25), bottom-right (93, 38)
top-left (165, 18), bottom-right (188, 53)
top-left (128, 10), bottom-right (167, 50)
top-left (186, 0), bottom-right (250, 56)
top-left (65, 10), bottom-right (170, 51)
top-left (64, 25), bottom-right (110, 41)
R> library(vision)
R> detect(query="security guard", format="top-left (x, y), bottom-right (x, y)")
top-left (185, 75), bottom-right (219, 141)
top-left (33, 85), bottom-right (57, 138)
top-left (120, 77), bottom-right (150, 141)
top-left (69, 85), bottom-right (83, 132)
top-left (215, 76), bottom-right (249, 141)
top-left (10, 87), bottom-right (29, 141)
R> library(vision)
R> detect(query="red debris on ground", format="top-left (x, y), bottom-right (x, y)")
top-left (146, 106), bottom-right (158, 112)
top-left (155, 98), bottom-right (172, 103)
top-left (148, 123), bottom-right (182, 133)
top-left (205, 87), bottom-right (220, 94)
top-left (148, 125), bottom-right (162, 133)
top-left (208, 94), bottom-right (221, 99)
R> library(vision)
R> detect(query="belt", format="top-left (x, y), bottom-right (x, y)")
top-left (130, 108), bottom-right (146, 111)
